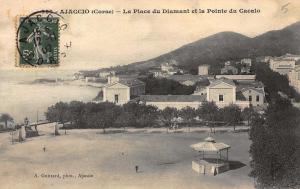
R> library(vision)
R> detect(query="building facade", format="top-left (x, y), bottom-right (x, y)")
top-left (103, 79), bottom-right (145, 105)
top-left (269, 57), bottom-right (296, 75)
top-left (241, 88), bottom-right (265, 107)
top-left (206, 79), bottom-right (237, 108)
top-left (138, 95), bottom-right (205, 110)
top-left (288, 65), bottom-right (300, 93)
top-left (220, 65), bottom-right (238, 75)
top-left (198, 65), bottom-right (209, 75)
top-left (99, 71), bottom-right (115, 78)
top-left (240, 58), bottom-right (252, 66)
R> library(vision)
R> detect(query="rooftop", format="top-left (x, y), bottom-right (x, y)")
top-left (191, 137), bottom-right (230, 152)
top-left (167, 74), bottom-right (205, 82)
top-left (209, 78), bottom-right (236, 88)
top-left (138, 95), bottom-right (206, 102)
top-left (236, 81), bottom-right (265, 94)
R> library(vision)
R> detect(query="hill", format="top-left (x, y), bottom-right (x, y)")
top-left (128, 21), bottom-right (300, 74)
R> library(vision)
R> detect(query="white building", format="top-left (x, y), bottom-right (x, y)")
top-left (138, 95), bottom-right (206, 110)
top-left (269, 57), bottom-right (296, 75)
top-left (99, 71), bottom-right (115, 78)
top-left (198, 65), bottom-right (209, 75)
top-left (221, 65), bottom-right (238, 75)
top-left (161, 61), bottom-right (183, 75)
top-left (107, 74), bottom-right (139, 84)
top-left (280, 53), bottom-right (300, 61)
top-left (240, 58), bottom-right (252, 66)
top-left (288, 65), bottom-right (300, 93)
top-left (103, 79), bottom-right (145, 105)
top-left (240, 88), bottom-right (265, 107)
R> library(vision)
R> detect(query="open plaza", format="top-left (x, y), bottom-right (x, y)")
top-left (0, 123), bottom-right (253, 189)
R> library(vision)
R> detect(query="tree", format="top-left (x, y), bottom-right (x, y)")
top-left (68, 101), bottom-right (86, 128)
top-left (0, 113), bottom-right (14, 129)
top-left (121, 102), bottom-right (159, 128)
top-left (140, 76), bottom-right (195, 95)
top-left (98, 102), bottom-right (121, 133)
top-left (179, 107), bottom-right (196, 132)
top-left (45, 102), bottom-right (70, 128)
top-left (160, 107), bottom-right (178, 133)
top-left (115, 111), bottom-right (134, 131)
top-left (249, 98), bottom-right (300, 188)
top-left (198, 101), bottom-right (219, 133)
top-left (222, 104), bottom-right (242, 131)
top-left (242, 105), bottom-right (255, 126)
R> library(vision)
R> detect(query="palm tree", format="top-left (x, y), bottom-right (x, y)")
top-left (0, 113), bottom-right (14, 129)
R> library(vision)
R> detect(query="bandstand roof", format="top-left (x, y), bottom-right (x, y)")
top-left (190, 137), bottom-right (230, 152)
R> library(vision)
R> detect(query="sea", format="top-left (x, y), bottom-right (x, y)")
top-left (0, 70), bottom-right (100, 123)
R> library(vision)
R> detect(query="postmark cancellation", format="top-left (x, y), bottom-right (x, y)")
top-left (16, 10), bottom-right (60, 67)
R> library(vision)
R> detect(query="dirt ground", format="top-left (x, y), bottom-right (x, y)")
top-left (0, 124), bottom-right (254, 189)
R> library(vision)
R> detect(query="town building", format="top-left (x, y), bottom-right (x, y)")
top-left (138, 95), bottom-right (206, 110)
top-left (193, 86), bottom-right (207, 96)
top-left (107, 74), bottom-right (139, 84)
top-left (198, 65), bottom-right (209, 75)
top-left (160, 60), bottom-right (183, 75)
top-left (256, 56), bottom-right (272, 63)
top-left (215, 75), bottom-right (256, 82)
top-left (236, 81), bottom-right (266, 107)
top-left (288, 65), bottom-right (300, 93)
top-left (240, 58), bottom-right (252, 66)
top-left (103, 79), bottom-right (145, 105)
top-left (139, 78), bottom-right (266, 110)
top-left (240, 66), bottom-right (251, 74)
top-left (221, 65), bottom-right (238, 75)
top-left (269, 56), bottom-right (296, 75)
top-left (102, 74), bottom-right (266, 110)
top-left (99, 71), bottom-right (115, 78)
top-left (280, 53), bottom-right (300, 61)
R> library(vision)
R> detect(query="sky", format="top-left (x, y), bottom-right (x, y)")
top-left (0, 0), bottom-right (300, 71)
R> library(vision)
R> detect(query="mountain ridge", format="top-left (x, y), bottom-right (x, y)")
top-left (90, 21), bottom-right (300, 74)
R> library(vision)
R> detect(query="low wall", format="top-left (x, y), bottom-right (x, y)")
top-left (145, 101), bottom-right (202, 110)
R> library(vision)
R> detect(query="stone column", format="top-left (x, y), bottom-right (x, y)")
top-left (54, 123), bottom-right (59, 136)
top-left (20, 126), bottom-right (26, 139)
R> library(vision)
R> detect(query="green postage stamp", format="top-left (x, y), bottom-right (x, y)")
top-left (16, 11), bottom-right (60, 67)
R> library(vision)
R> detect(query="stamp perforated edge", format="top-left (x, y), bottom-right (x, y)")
top-left (15, 13), bottom-right (60, 68)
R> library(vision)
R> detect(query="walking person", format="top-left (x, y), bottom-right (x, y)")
top-left (135, 165), bottom-right (139, 173)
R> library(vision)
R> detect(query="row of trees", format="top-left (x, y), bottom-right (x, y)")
top-left (46, 101), bottom-right (255, 133)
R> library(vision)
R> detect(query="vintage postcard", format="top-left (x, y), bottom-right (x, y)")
top-left (0, 0), bottom-right (300, 188)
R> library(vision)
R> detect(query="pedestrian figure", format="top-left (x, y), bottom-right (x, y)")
top-left (43, 146), bottom-right (46, 152)
top-left (135, 165), bottom-right (139, 173)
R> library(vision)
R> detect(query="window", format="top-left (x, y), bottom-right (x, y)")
top-left (256, 95), bottom-right (260, 102)
top-left (219, 94), bottom-right (224, 102)
top-left (249, 95), bottom-right (252, 102)
top-left (114, 94), bottom-right (119, 103)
